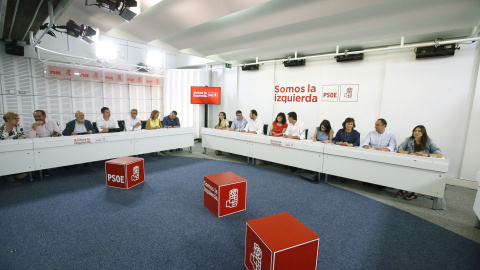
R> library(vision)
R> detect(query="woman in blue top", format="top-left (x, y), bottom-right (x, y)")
top-left (312, 119), bottom-right (333, 143)
top-left (397, 125), bottom-right (443, 200)
top-left (332, 117), bottom-right (360, 147)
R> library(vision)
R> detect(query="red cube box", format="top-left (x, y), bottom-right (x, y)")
top-left (245, 212), bottom-right (320, 270)
top-left (105, 157), bottom-right (144, 189)
top-left (204, 172), bottom-right (247, 218)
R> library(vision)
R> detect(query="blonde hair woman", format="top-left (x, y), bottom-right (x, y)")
top-left (1, 112), bottom-right (25, 140)
top-left (146, 110), bottom-right (163, 130)
top-left (1, 112), bottom-right (25, 181)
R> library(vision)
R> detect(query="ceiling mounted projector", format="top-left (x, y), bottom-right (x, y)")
top-left (283, 59), bottom-right (305, 67)
top-left (241, 64), bottom-right (259, 71)
top-left (336, 53), bottom-right (364, 62)
top-left (415, 44), bottom-right (458, 59)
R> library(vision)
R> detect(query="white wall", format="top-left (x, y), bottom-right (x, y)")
top-left (210, 43), bottom-right (480, 181)
top-left (460, 43), bottom-right (480, 181)
top-left (163, 69), bottom-right (206, 138)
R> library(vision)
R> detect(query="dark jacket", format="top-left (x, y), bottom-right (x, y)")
top-left (62, 120), bottom-right (95, 135)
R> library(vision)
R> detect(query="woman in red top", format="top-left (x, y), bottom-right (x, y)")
top-left (269, 112), bottom-right (288, 137)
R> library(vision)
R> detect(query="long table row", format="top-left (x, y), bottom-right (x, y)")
top-left (0, 128), bottom-right (194, 176)
top-left (201, 128), bottom-right (450, 210)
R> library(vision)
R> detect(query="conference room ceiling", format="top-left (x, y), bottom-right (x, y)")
top-left (4, 0), bottom-right (480, 64)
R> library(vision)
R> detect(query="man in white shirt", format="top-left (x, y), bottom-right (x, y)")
top-left (242, 109), bottom-right (264, 135)
top-left (283, 112), bottom-right (306, 140)
top-left (362, 118), bottom-right (396, 152)
top-left (96, 107), bottom-right (119, 133)
top-left (124, 109), bottom-right (142, 131)
top-left (29, 110), bottom-right (62, 138)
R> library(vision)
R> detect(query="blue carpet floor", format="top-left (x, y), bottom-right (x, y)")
top-left (1, 156), bottom-right (479, 270)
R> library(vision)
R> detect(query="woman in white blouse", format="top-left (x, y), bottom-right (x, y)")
top-left (215, 112), bottom-right (229, 155)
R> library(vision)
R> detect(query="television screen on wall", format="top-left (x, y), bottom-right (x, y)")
top-left (191, 86), bottom-right (221, 105)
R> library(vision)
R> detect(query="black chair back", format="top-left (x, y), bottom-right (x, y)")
top-left (305, 129), bottom-right (309, 140)
top-left (118, 120), bottom-right (125, 131)
top-left (263, 124), bottom-right (268, 135)
top-left (229, 121), bottom-right (232, 128)
top-left (92, 122), bottom-right (99, 133)
top-left (141, 120), bottom-right (147, 129)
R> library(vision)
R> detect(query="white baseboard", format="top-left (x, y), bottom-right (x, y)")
top-left (446, 177), bottom-right (478, 190)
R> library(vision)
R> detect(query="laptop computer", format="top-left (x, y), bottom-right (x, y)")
top-left (108, 128), bottom-right (122, 133)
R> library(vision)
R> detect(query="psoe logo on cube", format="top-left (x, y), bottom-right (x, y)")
top-left (250, 242), bottom-right (262, 270)
top-left (131, 166), bottom-right (140, 181)
top-left (226, 188), bottom-right (238, 208)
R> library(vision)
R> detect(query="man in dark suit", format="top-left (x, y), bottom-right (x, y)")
top-left (63, 111), bottom-right (95, 135)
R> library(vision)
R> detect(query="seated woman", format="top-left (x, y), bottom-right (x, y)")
top-left (146, 110), bottom-right (163, 130)
top-left (215, 112), bottom-right (229, 155)
top-left (0, 112), bottom-right (26, 182)
top-left (312, 119), bottom-right (333, 143)
top-left (397, 125), bottom-right (443, 200)
top-left (269, 112), bottom-right (288, 137)
top-left (215, 112), bottom-right (229, 130)
top-left (146, 110), bottom-right (163, 155)
top-left (332, 117), bottom-right (360, 147)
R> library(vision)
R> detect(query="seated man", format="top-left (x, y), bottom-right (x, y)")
top-left (125, 109), bottom-right (142, 131)
top-left (283, 112), bottom-right (306, 140)
top-left (162, 110), bottom-right (181, 152)
top-left (283, 112), bottom-right (307, 175)
top-left (29, 110), bottom-right (62, 138)
top-left (228, 110), bottom-right (248, 132)
top-left (96, 107), bottom-right (119, 133)
top-left (162, 110), bottom-right (180, 128)
top-left (241, 109), bottom-right (264, 135)
top-left (63, 111), bottom-right (95, 136)
top-left (362, 118), bottom-right (396, 152)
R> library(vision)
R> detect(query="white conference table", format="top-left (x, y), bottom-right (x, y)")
top-left (0, 139), bottom-right (35, 176)
top-left (202, 128), bottom-right (325, 171)
top-left (323, 144), bottom-right (449, 209)
top-left (0, 127), bottom-right (194, 178)
top-left (201, 128), bottom-right (450, 209)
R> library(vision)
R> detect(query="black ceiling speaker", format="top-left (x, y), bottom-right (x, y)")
top-left (241, 64), bottom-right (259, 71)
top-left (415, 44), bottom-right (458, 59)
top-left (5, 41), bottom-right (24, 56)
top-left (336, 53), bottom-right (363, 62)
top-left (283, 59), bottom-right (305, 67)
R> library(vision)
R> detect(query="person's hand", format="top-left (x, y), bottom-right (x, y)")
top-left (363, 145), bottom-right (371, 149)
top-left (240, 130), bottom-right (246, 133)
top-left (87, 131), bottom-right (93, 134)
top-left (100, 128), bottom-right (108, 133)
top-left (72, 132), bottom-right (78, 135)
top-left (16, 137), bottom-right (25, 140)
top-left (322, 140), bottom-right (330, 143)
top-left (312, 137), bottom-right (317, 141)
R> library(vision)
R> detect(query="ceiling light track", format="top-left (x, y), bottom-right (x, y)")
top-left (235, 37), bottom-right (480, 67)
top-left (35, 45), bottom-right (163, 74)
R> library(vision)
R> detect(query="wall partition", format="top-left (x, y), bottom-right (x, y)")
top-left (0, 53), bottom-right (163, 129)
